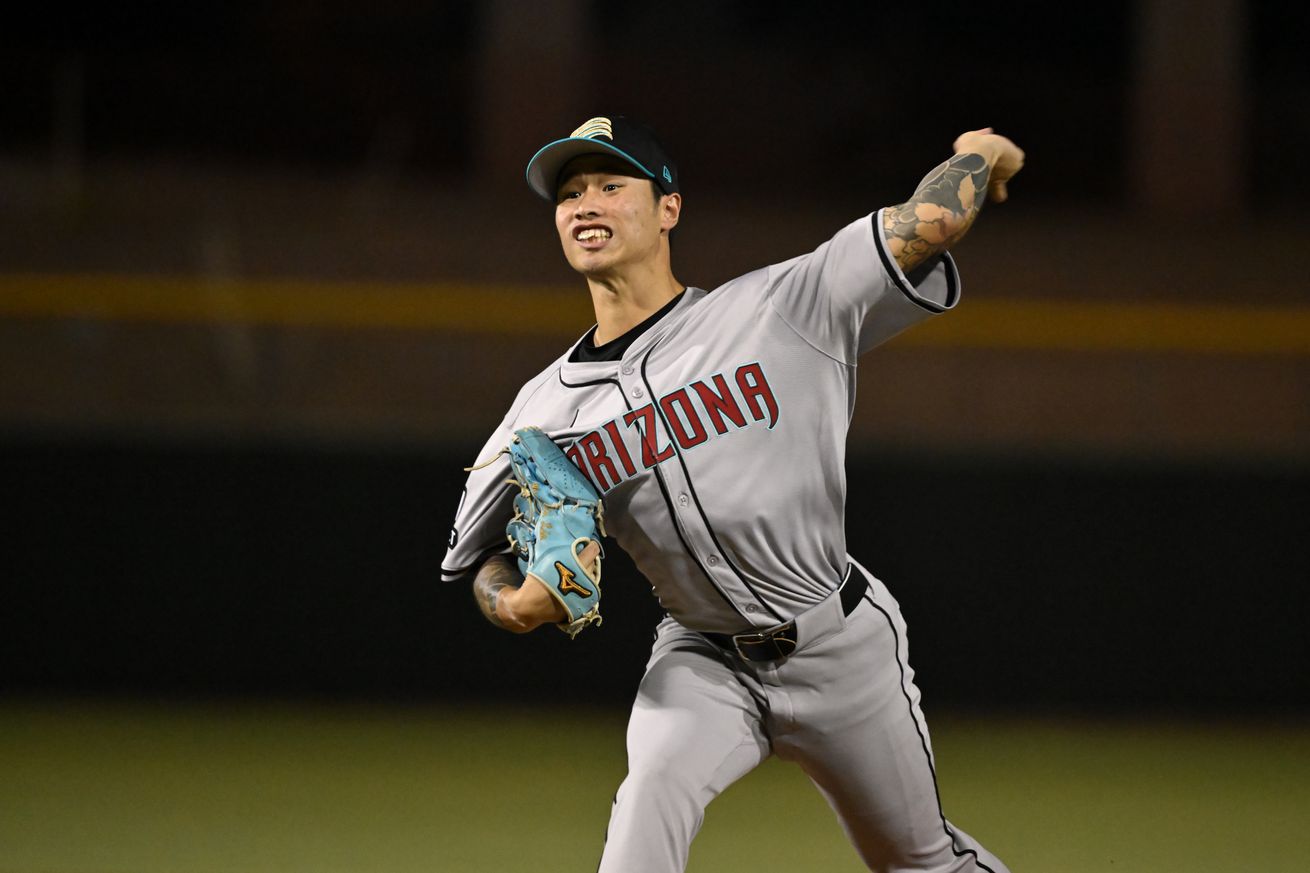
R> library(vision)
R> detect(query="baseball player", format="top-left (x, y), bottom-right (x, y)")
top-left (442, 115), bottom-right (1023, 872)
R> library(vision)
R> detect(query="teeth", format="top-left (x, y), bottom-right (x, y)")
top-left (577, 228), bottom-right (612, 241)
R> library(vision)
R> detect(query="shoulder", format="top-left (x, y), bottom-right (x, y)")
top-left (701, 265), bottom-right (780, 305)
top-left (734, 214), bottom-right (879, 291)
top-left (500, 346), bottom-right (576, 417)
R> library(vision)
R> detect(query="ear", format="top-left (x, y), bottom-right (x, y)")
top-left (659, 192), bottom-right (682, 232)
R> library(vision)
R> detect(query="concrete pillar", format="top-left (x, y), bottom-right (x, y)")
top-left (473, 0), bottom-right (590, 188)
top-left (1132, 0), bottom-right (1247, 218)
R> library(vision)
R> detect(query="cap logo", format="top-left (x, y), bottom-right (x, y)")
top-left (662, 166), bottom-right (673, 184)
top-left (571, 117), bottom-right (614, 141)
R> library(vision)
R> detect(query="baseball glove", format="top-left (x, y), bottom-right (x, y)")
top-left (504, 427), bottom-right (606, 638)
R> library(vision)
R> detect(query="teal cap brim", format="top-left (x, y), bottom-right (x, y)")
top-left (525, 137), bottom-right (656, 201)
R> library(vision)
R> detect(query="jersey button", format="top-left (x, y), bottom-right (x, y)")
top-left (745, 603), bottom-right (759, 614)
top-left (632, 386), bottom-right (644, 398)
top-left (706, 555), bottom-right (720, 566)
top-left (621, 365), bottom-right (634, 375)
top-left (677, 493), bottom-right (689, 507)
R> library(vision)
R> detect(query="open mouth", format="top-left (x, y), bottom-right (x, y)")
top-left (574, 225), bottom-right (613, 244)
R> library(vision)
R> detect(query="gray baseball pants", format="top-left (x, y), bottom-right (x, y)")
top-left (596, 560), bottom-right (1009, 873)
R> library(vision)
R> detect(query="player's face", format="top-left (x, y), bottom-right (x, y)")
top-left (554, 155), bottom-right (680, 278)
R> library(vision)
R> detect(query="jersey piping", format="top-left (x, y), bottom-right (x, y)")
top-left (639, 343), bottom-right (787, 624)
top-left (557, 367), bottom-right (754, 625)
top-left (870, 210), bottom-right (961, 314)
top-left (860, 572), bottom-right (999, 873)
top-left (440, 543), bottom-right (512, 580)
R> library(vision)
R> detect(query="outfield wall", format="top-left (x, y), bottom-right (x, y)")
top-left (4, 435), bottom-right (1303, 713)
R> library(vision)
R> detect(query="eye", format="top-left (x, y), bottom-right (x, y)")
top-left (603, 183), bottom-right (621, 192)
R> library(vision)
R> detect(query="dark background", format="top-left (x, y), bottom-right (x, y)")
top-left (3, 435), bottom-right (1304, 712)
top-left (2, 2), bottom-right (1307, 201)
top-left (1, 0), bottom-right (1306, 714)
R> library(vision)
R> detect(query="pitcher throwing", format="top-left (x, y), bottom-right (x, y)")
top-left (442, 115), bottom-right (1023, 872)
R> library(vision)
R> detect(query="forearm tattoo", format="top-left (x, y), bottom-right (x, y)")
top-left (882, 152), bottom-right (992, 273)
top-left (473, 556), bottom-right (520, 630)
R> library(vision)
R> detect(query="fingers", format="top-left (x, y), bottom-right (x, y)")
top-left (1000, 142), bottom-right (1026, 174)
top-left (579, 540), bottom-right (601, 565)
top-left (954, 127), bottom-right (1024, 204)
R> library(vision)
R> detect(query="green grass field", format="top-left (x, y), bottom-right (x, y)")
top-left (1, 701), bottom-right (1305, 872)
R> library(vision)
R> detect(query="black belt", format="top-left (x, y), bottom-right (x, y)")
top-left (704, 568), bottom-right (868, 663)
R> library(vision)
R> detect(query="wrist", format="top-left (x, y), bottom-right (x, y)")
top-left (497, 575), bottom-right (567, 632)
top-left (494, 585), bottom-right (538, 633)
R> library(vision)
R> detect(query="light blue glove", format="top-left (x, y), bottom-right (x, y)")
top-left (505, 427), bottom-right (606, 638)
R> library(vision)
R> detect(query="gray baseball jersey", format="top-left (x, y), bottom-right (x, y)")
top-left (443, 207), bottom-right (956, 629)
top-left (442, 207), bottom-right (1010, 873)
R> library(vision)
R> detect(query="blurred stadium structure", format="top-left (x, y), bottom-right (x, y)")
top-left (1, 1), bottom-right (1306, 455)
top-left (0, 2), bottom-right (1306, 708)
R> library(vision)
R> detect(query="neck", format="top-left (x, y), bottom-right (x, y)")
top-left (587, 260), bottom-right (684, 345)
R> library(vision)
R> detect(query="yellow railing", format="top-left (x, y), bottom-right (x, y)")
top-left (1, 273), bottom-right (1306, 356)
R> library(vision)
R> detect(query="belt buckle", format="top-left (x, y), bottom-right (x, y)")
top-left (732, 620), bottom-right (798, 662)
top-left (731, 630), bottom-right (767, 661)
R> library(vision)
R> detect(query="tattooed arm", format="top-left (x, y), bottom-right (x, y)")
top-left (883, 128), bottom-right (1025, 275)
top-left (472, 554), bottom-right (568, 633)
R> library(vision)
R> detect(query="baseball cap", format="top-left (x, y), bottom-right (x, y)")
top-left (526, 115), bottom-right (679, 201)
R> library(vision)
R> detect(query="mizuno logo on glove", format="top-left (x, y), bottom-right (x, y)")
top-left (556, 562), bottom-right (594, 598)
